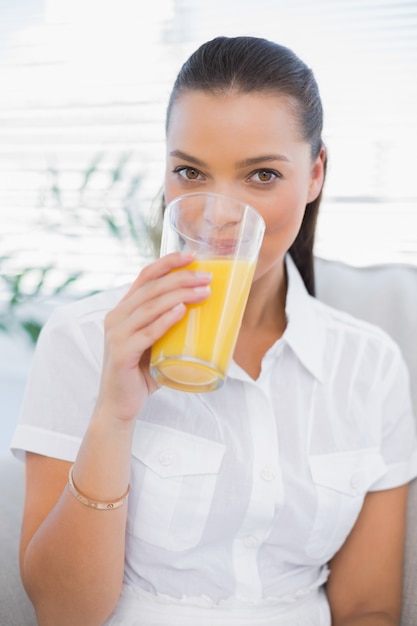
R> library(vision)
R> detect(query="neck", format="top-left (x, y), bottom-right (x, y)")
top-left (242, 259), bottom-right (287, 332)
top-left (233, 259), bottom-right (288, 379)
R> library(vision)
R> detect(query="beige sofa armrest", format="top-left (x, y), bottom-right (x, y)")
top-left (0, 454), bottom-right (37, 626)
top-left (402, 477), bottom-right (417, 626)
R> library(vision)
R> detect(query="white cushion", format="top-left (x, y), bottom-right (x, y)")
top-left (315, 257), bottom-right (417, 416)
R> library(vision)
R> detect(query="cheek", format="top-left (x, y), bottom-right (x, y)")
top-left (164, 170), bottom-right (177, 204)
top-left (253, 190), bottom-right (308, 269)
top-left (260, 190), bottom-right (306, 234)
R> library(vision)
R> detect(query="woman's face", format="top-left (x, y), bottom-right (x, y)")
top-left (165, 90), bottom-right (325, 280)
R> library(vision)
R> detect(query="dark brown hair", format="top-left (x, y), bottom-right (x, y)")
top-left (165, 35), bottom-right (327, 295)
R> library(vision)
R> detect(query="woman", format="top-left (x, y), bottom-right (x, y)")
top-left (13, 36), bottom-right (417, 625)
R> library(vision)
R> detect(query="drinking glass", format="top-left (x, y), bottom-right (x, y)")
top-left (150, 192), bottom-right (265, 392)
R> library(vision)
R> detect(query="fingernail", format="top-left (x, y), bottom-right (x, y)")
top-left (194, 272), bottom-right (212, 280)
top-left (193, 285), bottom-right (211, 294)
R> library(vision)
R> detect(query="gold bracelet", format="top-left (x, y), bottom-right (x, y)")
top-left (68, 465), bottom-right (130, 510)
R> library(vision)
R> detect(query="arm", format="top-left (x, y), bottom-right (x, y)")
top-left (19, 251), bottom-right (212, 626)
top-left (327, 484), bottom-right (408, 626)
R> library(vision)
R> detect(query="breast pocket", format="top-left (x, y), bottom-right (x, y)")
top-left (305, 448), bottom-right (386, 561)
top-left (128, 421), bottom-right (225, 552)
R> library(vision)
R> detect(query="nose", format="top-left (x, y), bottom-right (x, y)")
top-left (202, 194), bottom-right (243, 230)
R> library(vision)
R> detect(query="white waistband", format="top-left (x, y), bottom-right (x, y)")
top-left (104, 581), bottom-right (331, 626)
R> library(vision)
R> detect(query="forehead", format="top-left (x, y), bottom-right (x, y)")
top-left (167, 90), bottom-right (303, 146)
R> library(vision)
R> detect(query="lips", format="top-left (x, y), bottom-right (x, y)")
top-left (198, 237), bottom-right (238, 255)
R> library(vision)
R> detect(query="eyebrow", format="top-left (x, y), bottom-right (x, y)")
top-left (169, 150), bottom-right (207, 167)
top-left (169, 149), bottom-right (291, 169)
top-left (236, 154), bottom-right (291, 167)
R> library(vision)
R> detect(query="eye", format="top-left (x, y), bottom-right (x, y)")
top-left (248, 169), bottom-right (281, 184)
top-left (173, 166), bottom-right (204, 181)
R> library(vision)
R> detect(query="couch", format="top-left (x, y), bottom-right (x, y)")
top-left (1, 257), bottom-right (416, 625)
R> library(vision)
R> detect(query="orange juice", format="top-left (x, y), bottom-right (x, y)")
top-left (150, 257), bottom-right (255, 392)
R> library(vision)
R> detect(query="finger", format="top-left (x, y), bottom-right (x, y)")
top-left (118, 261), bottom-right (212, 318)
top-left (135, 301), bottom-right (187, 353)
top-left (109, 281), bottom-right (210, 351)
top-left (128, 281), bottom-right (211, 331)
top-left (106, 301), bottom-right (188, 368)
top-left (122, 252), bottom-right (197, 301)
top-left (105, 269), bottom-right (210, 339)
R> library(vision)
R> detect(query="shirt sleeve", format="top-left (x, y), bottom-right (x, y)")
top-left (371, 342), bottom-right (417, 490)
top-left (11, 303), bottom-right (103, 463)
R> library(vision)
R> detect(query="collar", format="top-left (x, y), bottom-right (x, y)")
top-left (282, 254), bottom-right (325, 382)
top-left (228, 254), bottom-right (326, 384)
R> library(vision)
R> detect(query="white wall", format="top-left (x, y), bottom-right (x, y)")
top-left (2, 0), bottom-right (417, 451)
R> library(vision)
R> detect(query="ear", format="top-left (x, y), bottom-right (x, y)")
top-left (307, 146), bottom-right (326, 203)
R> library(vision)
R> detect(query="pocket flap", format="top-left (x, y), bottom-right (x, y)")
top-left (132, 420), bottom-right (225, 478)
top-left (309, 448), bottom-right (387, 496)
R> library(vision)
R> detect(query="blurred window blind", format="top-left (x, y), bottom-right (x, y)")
top-left (1, 0), bottom-right (416, 299)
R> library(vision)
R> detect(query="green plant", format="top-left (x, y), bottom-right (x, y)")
top-left (40, 151), bottom-right (157, 255)
top-left (1, 152), bottom-right (161, 344)
top-left (0, 259), bottom-right (83, 343)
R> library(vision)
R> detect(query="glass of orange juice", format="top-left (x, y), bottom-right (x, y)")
top-left (150, 192), bottom-right (265, 393)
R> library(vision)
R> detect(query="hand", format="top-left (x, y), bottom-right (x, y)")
top-left (95, 252), bottom-right (211, 423)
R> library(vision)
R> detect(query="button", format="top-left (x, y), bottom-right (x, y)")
top-left (260, 466), bottom-right (276, 482)
top-left (350, 472), bottom-right (362, 493)
top-left (159, 450), bottom-right (175, 466)
top-left (243, 535), bottom-right (259, 549)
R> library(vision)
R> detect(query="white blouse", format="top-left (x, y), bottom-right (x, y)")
top-left (12, 256), bottom-right (417, 622)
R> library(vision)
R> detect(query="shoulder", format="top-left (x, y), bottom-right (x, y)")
top-left (44, 285), bottom-right (128, 334)
top-left (313, 256), bottom-right (417, 371)
top-left (313, 296), bottom-right (398, 345)
top-left (35, 285), bottom-right (129, 364)
top-left (311, 297), bottom-right (406, 380)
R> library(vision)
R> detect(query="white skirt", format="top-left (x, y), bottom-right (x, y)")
top-left (103, 581), bottom-right (331, 626)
